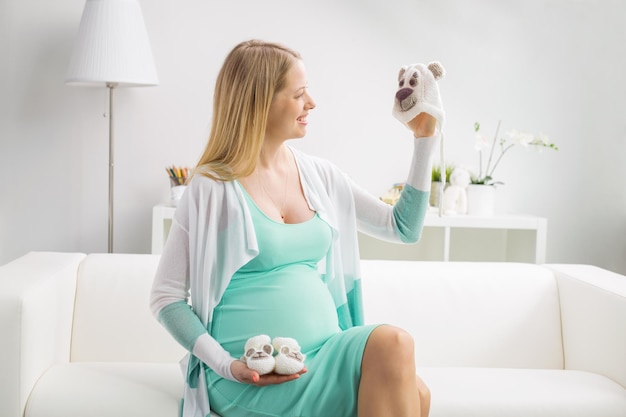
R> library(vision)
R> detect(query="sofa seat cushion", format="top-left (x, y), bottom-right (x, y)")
top-left (419, 367), bottom-right (626, 417)
top-left (25, 362), bottom-right (226, 417)
top-left (25, 363), bottom-right (184, 417)
top-left (27, 364), bottom-right (625, 417)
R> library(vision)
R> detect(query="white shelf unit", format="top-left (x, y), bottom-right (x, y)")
top-left (152, 204), bottom-right (547, 263)
top-left (359, 212), bottom-right (547, 263)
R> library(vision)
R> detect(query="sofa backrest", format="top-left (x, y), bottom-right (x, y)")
top-left (69, 254), bottom-right (564, 369)
top-left (360, 260), bottom-right (564, 370)
top-left (71, 254), bottom-right (185, 363)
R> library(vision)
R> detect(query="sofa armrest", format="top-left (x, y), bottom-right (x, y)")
top-left (0, 252), bottom-right (85, 417)
top-left (547, 264), bottom-right (626, 388)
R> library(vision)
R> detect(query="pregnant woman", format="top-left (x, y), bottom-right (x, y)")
top-left (150, 39), bottom-right (440, 417)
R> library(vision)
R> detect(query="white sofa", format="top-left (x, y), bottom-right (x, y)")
top-left (1, 252), bottom-right (625, 417)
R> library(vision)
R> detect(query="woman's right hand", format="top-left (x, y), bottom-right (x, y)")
top-left (407, 112), bottom-right (437, 138)
top-left (230, 359), bottom-right (307, 386)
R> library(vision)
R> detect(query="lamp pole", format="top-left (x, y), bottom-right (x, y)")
top-left (107, 82), bottom-right (118, 253)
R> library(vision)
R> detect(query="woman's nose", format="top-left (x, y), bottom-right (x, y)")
top-left (306, 95), bottom-right (316, 110)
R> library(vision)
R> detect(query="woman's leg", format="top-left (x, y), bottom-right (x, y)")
top-left (357, 325), bottom-right (431, 417)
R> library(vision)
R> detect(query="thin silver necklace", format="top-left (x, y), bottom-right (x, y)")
top-left (257, 166), bottom-right (289, 220)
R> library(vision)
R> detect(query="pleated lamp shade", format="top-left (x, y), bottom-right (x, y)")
top-left (66, 0), bottom-right (158, 86)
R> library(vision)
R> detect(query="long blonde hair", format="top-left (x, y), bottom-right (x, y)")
top-left (194, 40), bottom-right (301, 181)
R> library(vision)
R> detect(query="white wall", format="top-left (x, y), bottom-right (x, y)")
top-left (1, 0), bottom-right (625, 273)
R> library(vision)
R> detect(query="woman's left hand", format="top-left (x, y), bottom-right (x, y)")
top-left (407, 112), bottom-right (437, 138)
top-left (231, 359), bottom-right (307, 386)
top-left (254, 368), bottom-right (307, 386)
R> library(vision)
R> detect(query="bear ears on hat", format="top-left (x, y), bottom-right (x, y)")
top-left (398, 61), bottom-right (445, 81)
top-left (427, 61), bottom-right (445, 80)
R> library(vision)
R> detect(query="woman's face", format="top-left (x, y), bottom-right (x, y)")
top-left (265, 59), bottom-right (316, 143)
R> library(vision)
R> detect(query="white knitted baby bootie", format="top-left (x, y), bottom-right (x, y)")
top-left (272, 337), bottom-right (306, 375)
top-left (241, 335), bottom-right (275, 375)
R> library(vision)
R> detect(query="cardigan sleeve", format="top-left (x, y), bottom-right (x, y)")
top-left (352, 134), bottom-right (439, 243)
top-left (149, 182), bottom-right (238, 382)
top-left (150, 207), bottom-right (190, 315)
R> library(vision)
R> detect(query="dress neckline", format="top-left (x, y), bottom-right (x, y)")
top-left (236, 180), bottom-right (316, 226)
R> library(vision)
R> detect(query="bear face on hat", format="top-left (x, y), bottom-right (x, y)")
top-left (393, 61), bottom-right (445, 128)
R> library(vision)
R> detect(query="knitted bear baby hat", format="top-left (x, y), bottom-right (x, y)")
top-left (392, 62), bottom-right (445, 129)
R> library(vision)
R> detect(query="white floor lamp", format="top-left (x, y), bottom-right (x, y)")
top-left (66, 0), bottom-right (158, 253)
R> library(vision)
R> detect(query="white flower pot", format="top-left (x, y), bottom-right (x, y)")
top-left (466, 184), bottom-right (496, 216)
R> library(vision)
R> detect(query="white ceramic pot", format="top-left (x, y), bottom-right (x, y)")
top-left (466, 184), bottom-right (496, 216)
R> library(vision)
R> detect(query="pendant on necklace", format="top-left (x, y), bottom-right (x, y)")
top-left (257, 166), bottom-right (289, 222)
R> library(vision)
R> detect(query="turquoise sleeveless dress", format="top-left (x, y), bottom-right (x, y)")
top-left (206, 188), bottom-right (378, 417)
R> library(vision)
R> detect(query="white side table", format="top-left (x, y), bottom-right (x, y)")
top-left (358, 211), bottom-right (547, 263)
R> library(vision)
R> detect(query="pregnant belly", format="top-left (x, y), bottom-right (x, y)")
top-left (211, 264), bottom-right (341, 357)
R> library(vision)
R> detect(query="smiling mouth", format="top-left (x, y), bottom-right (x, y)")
top-left (297, 115), bottom-right (308, 124)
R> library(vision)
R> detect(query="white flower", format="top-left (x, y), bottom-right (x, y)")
top-left (529, 133), bottom-right (552, 153)
top-left (507, 129), bottom-right (534, 147)
top-left (533, 133), bottom-right (551, 146)
top-left (471, 121), bottom-right (558, 185)
top-left (474, 133), bottom-right (490, 151)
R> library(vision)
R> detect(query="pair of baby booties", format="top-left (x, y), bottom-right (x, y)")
top-left (241, 335), bottom-right (306, 375)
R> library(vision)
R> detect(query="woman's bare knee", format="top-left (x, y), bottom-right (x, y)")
top-left (362, 325), bottom-right (416, 378)
top-left (369, 325), bottom-right (414, 355)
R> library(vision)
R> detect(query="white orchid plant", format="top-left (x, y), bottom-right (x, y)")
top-left (472, 121), bottom-right (558, 185)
